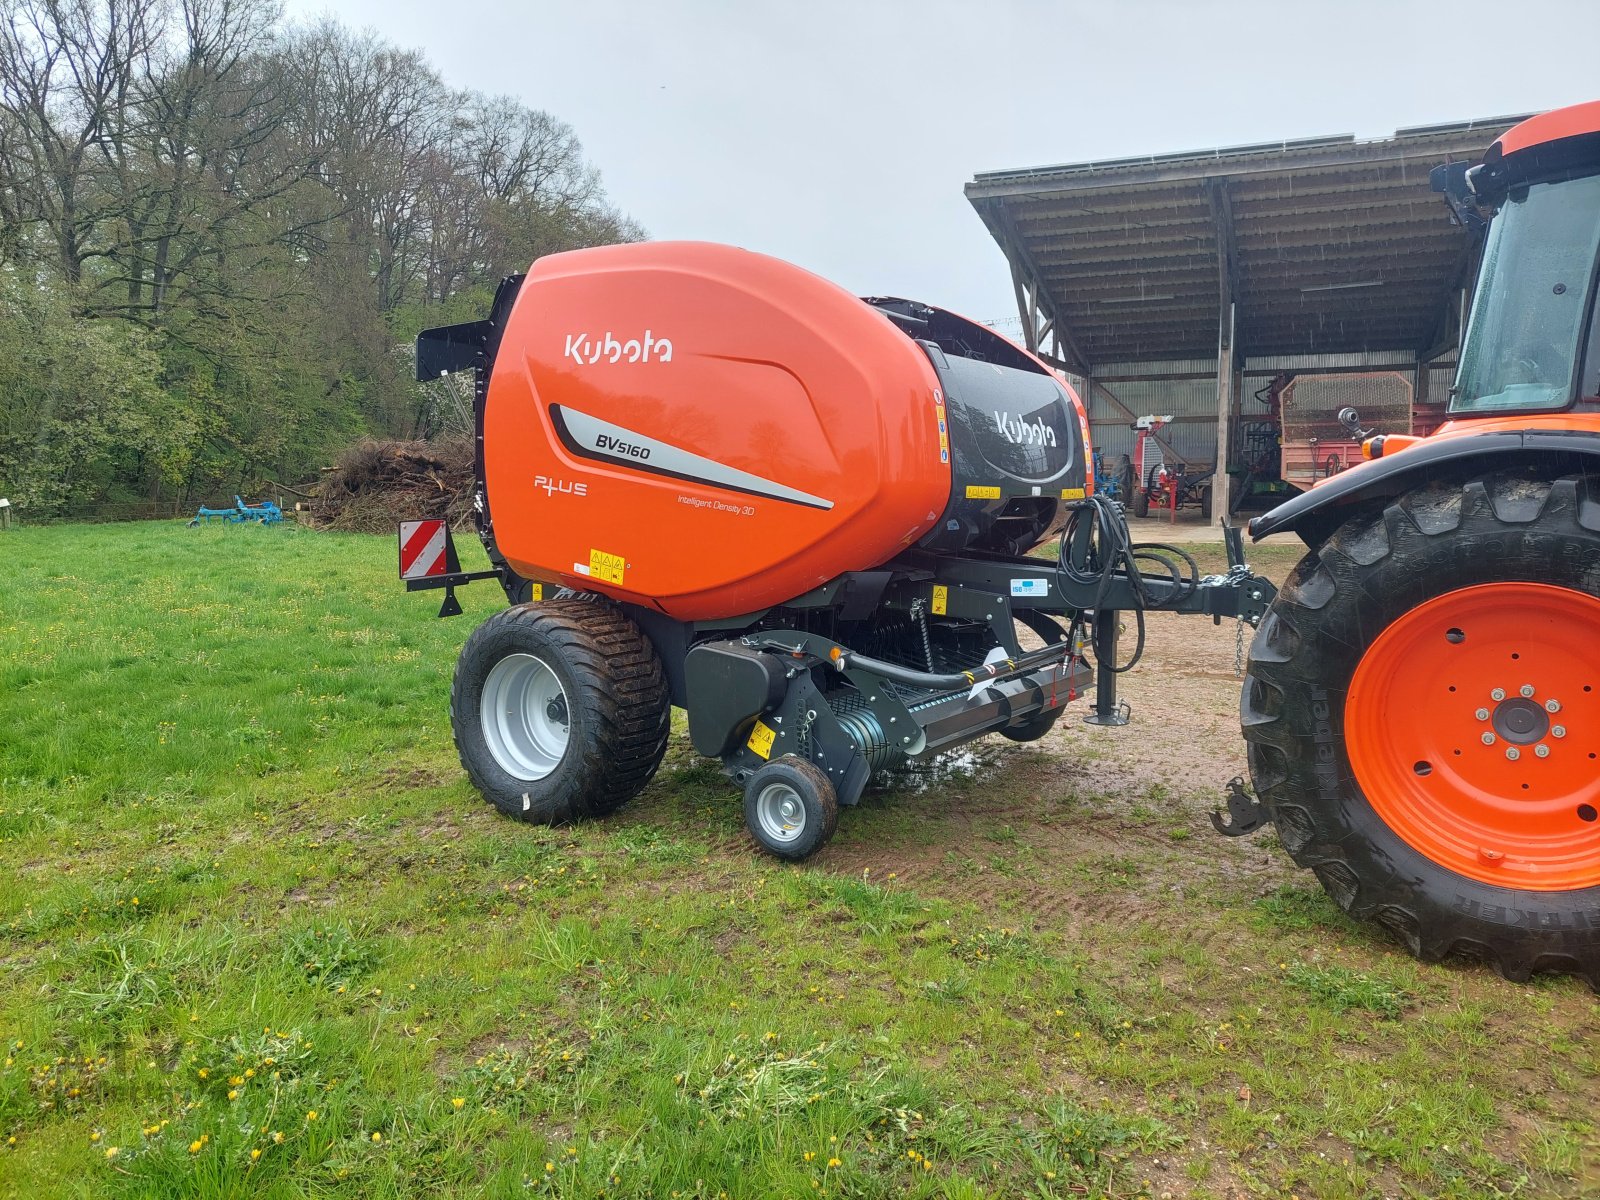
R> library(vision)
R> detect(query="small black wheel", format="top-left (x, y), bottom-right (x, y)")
top-left (998, 709), bottom-right (1061, 743)
top-left (1199, 486), bottom-right (1213, 520)
top-left (451, 599), bottom-right (670, 824)
top-left (743, 757), bottom-right (839, 860)
top-left (1131, 472), bottom-right (1152, 518)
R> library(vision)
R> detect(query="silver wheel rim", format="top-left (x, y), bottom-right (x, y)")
top-left (480, 653), bottom-right (570, 781)
top-left (754, 781), bottom-right (808, 844)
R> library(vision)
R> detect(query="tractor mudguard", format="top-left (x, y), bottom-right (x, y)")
top-left (1248, 428), bottom-right (1600, 546)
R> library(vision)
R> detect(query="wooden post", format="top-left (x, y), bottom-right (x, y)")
top-left (0, 499), bottom-right (11, 530)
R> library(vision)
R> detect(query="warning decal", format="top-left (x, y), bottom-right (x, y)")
top-left (1061, 486), bottom-right (1086, 500)
top-left (747, 719), bottom-right (776, 759)
top-left (588, 548), bottom-right (627, 585)
top-left (398, 520), bottom-right (449, 580)
top-left (931, 584), bottom-right (948, 616)
top-left (965, 485), bottom-right (1002, 500)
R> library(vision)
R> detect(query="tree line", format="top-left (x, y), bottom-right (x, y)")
top-left (0, 0), bottom-right (639, 516)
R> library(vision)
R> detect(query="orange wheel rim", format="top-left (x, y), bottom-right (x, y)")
top-left (1346, 582), bottom-right (1600, 891)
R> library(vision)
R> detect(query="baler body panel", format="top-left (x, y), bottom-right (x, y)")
top-left (481, 241), bottom-right (1069, 620)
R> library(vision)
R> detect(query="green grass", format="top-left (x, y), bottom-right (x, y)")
top-left (0, 522), bottom-right (1595, 1198)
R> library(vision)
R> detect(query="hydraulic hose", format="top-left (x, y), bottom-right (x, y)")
top-left (1055, 493), bottom-right (1201, 672)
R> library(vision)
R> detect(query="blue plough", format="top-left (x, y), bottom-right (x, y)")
top-left (187, 496), bottom-right (284, 527)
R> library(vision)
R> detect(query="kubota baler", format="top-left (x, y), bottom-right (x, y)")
top-left (409, 241), bottom-right (1272, 859)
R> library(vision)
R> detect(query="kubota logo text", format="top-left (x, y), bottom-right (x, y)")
top-left (564, 330), bottom-right (673, 365)
top-left (995, 411), bottom-right (1057, 447)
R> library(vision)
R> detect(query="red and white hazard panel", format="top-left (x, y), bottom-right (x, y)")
top-left (398, 519), bottom-right (449, 579)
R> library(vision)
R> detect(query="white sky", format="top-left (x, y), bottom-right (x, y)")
top-left (284, 0), bottom-right (1600, 325)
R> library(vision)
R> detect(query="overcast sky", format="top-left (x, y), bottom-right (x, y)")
top-left (285, 0), bottom-right (1599, 326)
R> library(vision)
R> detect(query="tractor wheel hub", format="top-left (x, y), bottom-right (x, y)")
top-left (1492, 696), bottom-right (1550, 745)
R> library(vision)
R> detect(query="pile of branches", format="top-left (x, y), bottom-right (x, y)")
top-left (312, 437), bottom-right (475, 533)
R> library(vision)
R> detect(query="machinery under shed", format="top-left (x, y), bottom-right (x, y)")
top-left (966, 115), bottom-right (1533, 519)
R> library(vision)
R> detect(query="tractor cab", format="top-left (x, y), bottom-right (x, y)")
top-left (1436, 102), bottom-right (1600, 417)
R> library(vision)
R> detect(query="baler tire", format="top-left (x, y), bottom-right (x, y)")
top-left (1199, 486), bottom-right (1212, 520)
top-left (451, 599), bottom-right (671, 825)
top-left (998, 709), bottom-right (1061, 743)
top-left (743, 757), bottom-right (839, 861)
top-left (1241, 471), bottom-right (1600, 988)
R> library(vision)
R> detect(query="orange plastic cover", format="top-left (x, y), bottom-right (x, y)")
top-left (481, 242), bottom-right (952, 620)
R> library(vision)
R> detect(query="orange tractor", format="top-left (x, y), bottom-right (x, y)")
top-left (1239, 101), bottom-right (1600, 985)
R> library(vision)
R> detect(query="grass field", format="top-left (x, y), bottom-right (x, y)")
top-left (0, 521), bottom-right (1595, 1199)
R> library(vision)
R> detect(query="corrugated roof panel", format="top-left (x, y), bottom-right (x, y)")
top-left (968, 114), bottom-right (1530, 365)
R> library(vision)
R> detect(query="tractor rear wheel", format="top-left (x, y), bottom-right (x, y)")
top-left (452, 599), bottom-right (671, 824)
top-left (1242, 471), bottom-right (1600, 986)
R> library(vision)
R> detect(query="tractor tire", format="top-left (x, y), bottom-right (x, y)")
top-left (743, 757), bottom-right (839, 860)
top-left (1242, 471), bottom-right (1600, 987)
top-left (1199, 486), bottom-right (1213, 520)
top-left (451, 599), bottom-right (671, 825)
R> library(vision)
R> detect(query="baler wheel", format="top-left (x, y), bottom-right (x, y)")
top-left (1241, 472), bottom-right (1600, 987)
top-left (451, 599), bottom-right (670, 825)
top-left (743, 757), bottom-right (839, 861)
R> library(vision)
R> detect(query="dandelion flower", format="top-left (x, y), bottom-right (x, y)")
top-left (104, 1146), bottom-right (119, 1159)
top-left (90, 1131), bottom-right (101, 1142)
top-left (827, 1157), bottom-right (841, 1168)
top-left (371, 1132), bottom-right (382, 1144)
top-left (452, 1097), bottom-right (465, 1110)
top-left (250, 1148), bottom-right (261, 1161)
top-left (189, 1140), bottom-right (203, 1154)
top-left (545, 1161), bottom-right (555, 1173)
top-left (271, 1132), bottom-right (284, 1144)
top-left (305, 1110), bottom-right (318, 1122)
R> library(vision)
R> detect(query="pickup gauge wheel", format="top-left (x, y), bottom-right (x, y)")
top-left (743, 757), bottom-right (840, 860)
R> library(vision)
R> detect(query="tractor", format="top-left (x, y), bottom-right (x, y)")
top-left (1238, 100), bottom-right (1600, 985)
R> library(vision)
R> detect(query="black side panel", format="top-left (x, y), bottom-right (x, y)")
top-left (684, 641), bottom-right (789, 757)
top-left (416, 320), bottom-right (491, 382)
top-left (920, 353), bottom-right (1084, 554)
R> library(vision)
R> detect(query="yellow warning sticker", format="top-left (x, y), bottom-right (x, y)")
top-left (588, 548), bottom-right (626, 585)
top-left (931, 584), bottom-right (948, 616)
top-left (530, 583), bottom-right (544, 601)
top-left (965, 485), bottom-right (1002, 500)
top-left (747, 719), bottom-right (776, 759)
top-left (1060, 486), bottom-right (1086, 500)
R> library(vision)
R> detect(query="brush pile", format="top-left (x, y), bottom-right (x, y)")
top-left (313, 438), bottom-right (475, 533)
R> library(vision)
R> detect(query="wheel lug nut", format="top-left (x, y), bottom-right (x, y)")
top-left (1535, 744), bottom-right (1550, 758)
top-left (1481, 732), bottom-right (1496, 745)
top-left (1506, 747), bottom-right (1521, 761)
top-left (1545, 699), bottom-right (1561, 713)
top-left (1491, 688), bottom-right (1506, 701)
top-left (1475, 708), bottom-right (1490, 721)
top-left (1520, 684), bottom-right (1536, 698)
top-left (1553, 725), bottom-right (1566, 738)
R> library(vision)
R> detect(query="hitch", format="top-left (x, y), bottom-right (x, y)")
top-left (1210, 775), bottom-right (1267, 837)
